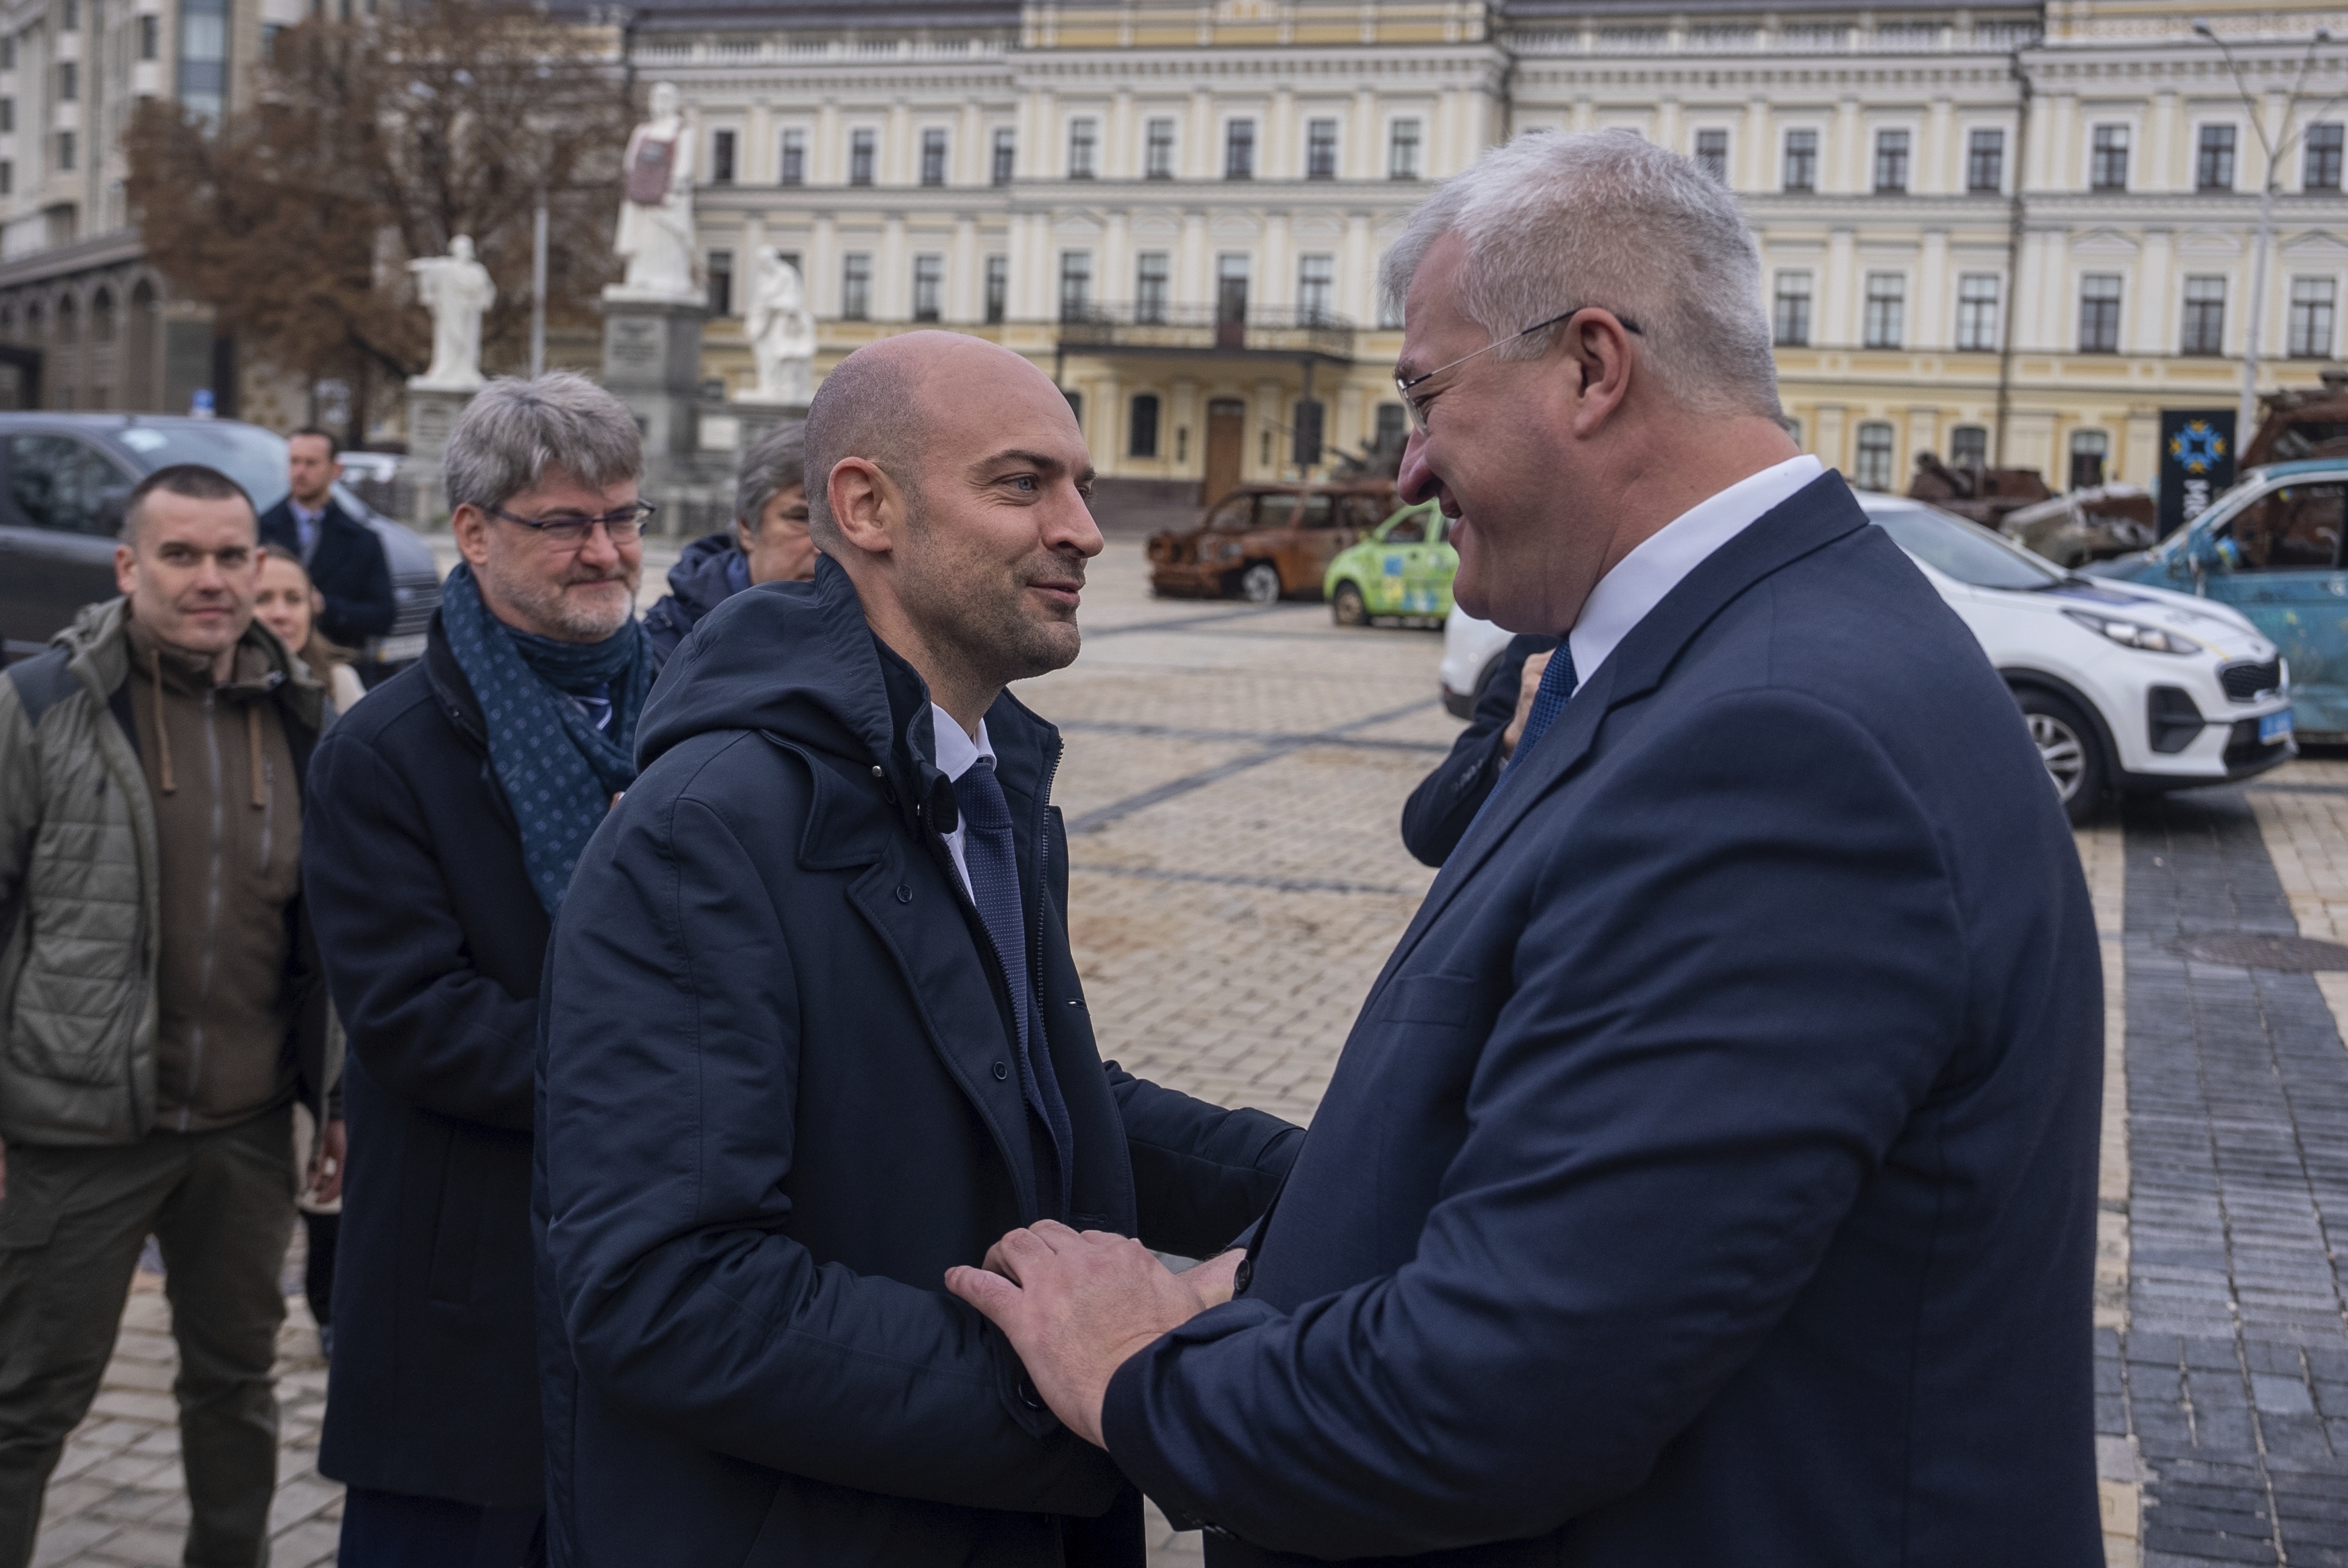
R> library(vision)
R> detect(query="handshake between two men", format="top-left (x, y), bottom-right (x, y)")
top-left (537, 126), bottom-right (2106, 1568)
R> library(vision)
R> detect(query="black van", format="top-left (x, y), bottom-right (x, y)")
top-left (0, 413), bottom-right (438, 674)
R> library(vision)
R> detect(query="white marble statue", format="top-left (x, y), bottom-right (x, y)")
top-left (608, 81), bottom-right (699, 304)
top-left (745, 247), bottom-right (816, 404)
top-left (408, 235), bottom-right (496, 390)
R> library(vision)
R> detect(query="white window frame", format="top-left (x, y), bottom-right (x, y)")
top-left (1385, 115), bottom-right (1423, 180)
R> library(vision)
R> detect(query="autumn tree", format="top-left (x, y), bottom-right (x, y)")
top-left (125, 0), bottom-right (634, 442)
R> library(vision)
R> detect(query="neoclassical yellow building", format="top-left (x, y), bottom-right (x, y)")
top-left (623, 0), bottom-right (2348, 506)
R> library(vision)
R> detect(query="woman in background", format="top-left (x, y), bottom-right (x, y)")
top-left (257, 545), bottom-right (368, 714)
top-left (253, 543), bottom-right (353, 1353)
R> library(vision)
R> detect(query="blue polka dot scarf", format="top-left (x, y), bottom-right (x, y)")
top-left (438, 562), bottom-right (652, 913)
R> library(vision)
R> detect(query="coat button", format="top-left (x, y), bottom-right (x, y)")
top-left (1234, 1258), bottom-right (1254, 1295)
top-left (993, 1060), bottom-right (1010, 1081)
top-left (895, 885), bottom-right (912, 903)
top-left (1017, 1376), bottom-right (1044, 1410)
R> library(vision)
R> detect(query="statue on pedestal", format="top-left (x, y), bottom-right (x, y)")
top-left (408, 236), bottom-right (496, 390)
top-left (608, 81), bottom-right (700, 304)
top-left (745, 247), bottom-right (816, 404)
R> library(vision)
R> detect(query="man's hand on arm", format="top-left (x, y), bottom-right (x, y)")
top-left (1499, 649), bottom-right (1553, 758)
top-left (946, 1222), bottom-right (1236, 1446)
top-left (306, 1120), bottom-right (346, 1206)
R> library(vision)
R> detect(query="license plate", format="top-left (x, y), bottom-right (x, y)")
top-left (2262, 710), bottom-right (2295, 745)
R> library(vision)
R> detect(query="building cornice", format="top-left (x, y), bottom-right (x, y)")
top-left (0, 227), bottom-right (143, 289)
top-left (691, 176), bottom-right (1432, 218)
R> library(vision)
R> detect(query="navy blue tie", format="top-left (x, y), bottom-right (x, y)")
top-left (1506, 643), bottom-right (1578, 772)
top-left (1459, 644), bottom-right (1580, 848)
top-left (951, 758), bottom-right (1074, 1215)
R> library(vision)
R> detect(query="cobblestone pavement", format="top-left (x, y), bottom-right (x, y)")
top-left (2091, 760), bottom-right (2348, 1568)
top-left (31, 539), bottom-right (2341, 1566)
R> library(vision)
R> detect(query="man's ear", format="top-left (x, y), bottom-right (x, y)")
top-left (112, 543), bottom-right (136, 598)
top-left (1565, 310), bottom-right (1639, 438)
top-left (826, 458), bottom-right (900, 561)
top-left (449, 503), bottom-right (494, 568)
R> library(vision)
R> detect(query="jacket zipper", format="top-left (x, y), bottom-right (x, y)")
top-left (182, 687), bottom-right (226, 1134)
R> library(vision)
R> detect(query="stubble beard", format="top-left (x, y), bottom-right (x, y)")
top-left (898, 509), bottom-right (1083, 697)
top-left (480, 550), bottom-right (640, 642)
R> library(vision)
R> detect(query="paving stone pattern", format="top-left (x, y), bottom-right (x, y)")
top-left (36, 539), bottom-right (2348, 1567)
top-left (2113, 786), bottom-right (2348, 1567)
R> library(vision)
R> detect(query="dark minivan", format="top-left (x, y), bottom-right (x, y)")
top-left (0, 414), bottom-right (438, 673)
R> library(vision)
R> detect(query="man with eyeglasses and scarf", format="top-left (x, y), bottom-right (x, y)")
top-left (301, 372), bottom-right (657, 1567)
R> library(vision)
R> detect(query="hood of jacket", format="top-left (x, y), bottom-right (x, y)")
top-left (57, 596), bottom-right (329, 739)
top-left (647, 533), bottom-right (745, 633)
top-left (639, 555), bottom-right (1061, 831)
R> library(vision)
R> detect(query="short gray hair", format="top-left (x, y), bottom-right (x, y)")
top-left (1380, 129), bottom-right (1780, 419)
top-left (444, 370), bottom-right (644, 514)
top-left (735, 421), bottom-right (807, 531)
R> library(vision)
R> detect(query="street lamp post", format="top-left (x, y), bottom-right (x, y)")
top-left (530, 193), bottom-right (548, 378)
top-left (2192, 21), bottom-right (2344, 446)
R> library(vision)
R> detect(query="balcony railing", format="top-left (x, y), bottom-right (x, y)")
top-left (1055, 304), bottom-right (1357, 360)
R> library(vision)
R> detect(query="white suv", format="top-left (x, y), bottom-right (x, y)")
top-left (1438, 493), bottom-right (2293, 823)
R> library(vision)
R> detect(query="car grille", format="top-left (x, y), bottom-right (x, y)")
top-left (2220, 658), bottom-right (2283, 703)
top-left (2225, 718), bottom-right (2293, 771)
top-left (389, 569), bottom-right (440, 640)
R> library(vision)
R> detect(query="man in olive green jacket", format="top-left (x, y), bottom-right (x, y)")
top-left (0, 464), bottom-right (339, 1568)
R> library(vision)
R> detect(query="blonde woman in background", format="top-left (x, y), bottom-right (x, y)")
top-left (256, 544), bottom-right (368, 713)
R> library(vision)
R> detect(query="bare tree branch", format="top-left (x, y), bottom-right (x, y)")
top-left (125, 0), bottom-right (630, 440)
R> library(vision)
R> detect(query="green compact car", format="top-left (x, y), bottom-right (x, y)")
top-left (1324, 502), bottom-right (1454, 626)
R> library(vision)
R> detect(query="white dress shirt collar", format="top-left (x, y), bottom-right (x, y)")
top-left (929, 704), bottom-right (995, 901)
top-left (1566, 454), bottom-right (1824, 692)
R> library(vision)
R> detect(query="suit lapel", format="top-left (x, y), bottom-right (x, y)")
top-left (1363, 473), bottom-right (1871, 1004)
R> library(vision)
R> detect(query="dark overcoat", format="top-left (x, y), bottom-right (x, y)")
top-left (641, 530), bottom-right (745, 669)
top-left (537, 559), bottom-right (1302, 1567)
top-left (1104, 473), bottom-right (2107, 1567)
top-left (259, 496), bottom-right (397, 648)
top-left (300, 619), bottom-right (547, 1507)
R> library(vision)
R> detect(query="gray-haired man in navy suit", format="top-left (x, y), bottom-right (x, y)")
top-left (952, 128), bottom-right (2105, 1568)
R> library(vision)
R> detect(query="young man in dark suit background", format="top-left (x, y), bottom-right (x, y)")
top-left (953, 129), bottom-right (2106, 1568)
top-left (257, 427), bottom-right (395, 654)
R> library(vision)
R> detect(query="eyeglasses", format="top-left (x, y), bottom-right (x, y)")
top-left (1394, 306), bottom-right (1644, 438)
top-left (487, 500), bottom-right (658, 549)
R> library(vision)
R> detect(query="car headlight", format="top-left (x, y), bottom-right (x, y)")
top-left (2061, 607), bottom-right (2201, 655)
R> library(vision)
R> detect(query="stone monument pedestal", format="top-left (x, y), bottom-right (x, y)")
top-left (731, 397), bottom-right (808, 455)
top-left (404, 383), bottom-right (477, 528)
top-left (601, 294), bottom-right (706, 476)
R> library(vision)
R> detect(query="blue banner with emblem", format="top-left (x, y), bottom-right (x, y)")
top-left (2157, 409), bottom-right (2236, 539)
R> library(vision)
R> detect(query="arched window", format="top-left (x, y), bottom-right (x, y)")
top-left (1128, 393), bottom-right (1161, 458)
top-left (90, 287), bottom-right (114, 343)
top-left (1853, 421), bottom-right (1896, 491)
top-left (53, 295), bottom-right (77, 345)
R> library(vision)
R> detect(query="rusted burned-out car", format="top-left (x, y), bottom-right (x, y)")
top-left (1147, 481), bottom-right (1398, 603)
top-left (1998, 485), bottom-right (2157, 568)
top-left (1906, 453), bottom-right (2055, 530)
